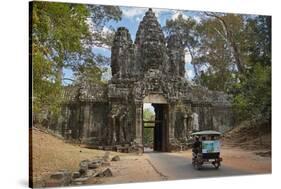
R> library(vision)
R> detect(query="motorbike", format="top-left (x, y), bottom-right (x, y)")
top-left (191, 130), bottom-right (223, 170)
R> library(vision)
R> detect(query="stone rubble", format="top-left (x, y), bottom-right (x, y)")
top-left (111, 155), bottom-right (120, 161)
top-left (46, 152), bottom-right (114, 187)
top-left (47, 170), bottom-right (72, 187)
top-left (103, 151), bottom-right (111, 162)
top-left (72, 171), bottom-right (81, 179)
top-left (88, 159), bottom-right (102, 169)
top-left (96, 168), bottom-right (113, 177)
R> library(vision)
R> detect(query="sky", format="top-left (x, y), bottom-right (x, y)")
top-left (63, 6), bottom-right (203, 85)
top-left (143, 103), bottom-right (155, 113)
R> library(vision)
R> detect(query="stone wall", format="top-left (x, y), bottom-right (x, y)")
top-left (212, 105), bottom-right (234, 132)
top-left (60, 102), bottom-right (109, 145)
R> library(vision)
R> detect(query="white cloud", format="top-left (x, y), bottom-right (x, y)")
top-left (102, 26), bottom-right (111, 33)
top-left (171, 11), bottom-right (188, 20)
top-left (193, 15), bottom-right (202, 23)
top-left (169, 10), bottom-right (202, 23)
top-left (185, 50), bottom-right (192, 64)
top-left (121, 7), bottom-right (147, 18)
top-left (184, 49), bottom-right (195, 80)
top-left (101, 66), bottom-right (112, 81)
top-left (121, 7), bottom-right (171, 20)
top-left (199, 64), bottom-right (210, 72)
top-left (186, 69), bottom-right (195, 81)
top-left (143, 103), bottom-right (155, 112)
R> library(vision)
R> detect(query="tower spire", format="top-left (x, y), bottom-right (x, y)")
top-left (134, 8), bottom-right (167, 73)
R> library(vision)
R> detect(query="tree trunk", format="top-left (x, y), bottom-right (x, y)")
top-left (205, 12), bottom-right (245, 74)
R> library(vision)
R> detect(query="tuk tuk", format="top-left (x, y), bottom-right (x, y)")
top-left (191, 130), bottom-right (222, 170)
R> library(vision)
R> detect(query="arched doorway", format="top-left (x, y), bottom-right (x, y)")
top-left (143, 94), bottom-right (169, 152)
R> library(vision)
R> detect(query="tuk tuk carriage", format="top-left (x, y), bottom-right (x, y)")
top-left (191, 130), bottom-right (223, 170)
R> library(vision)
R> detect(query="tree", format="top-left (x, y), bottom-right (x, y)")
top-left (143, 108), bottom-right (155, 121)
top-left (163, 14), bottom-right (200, 76)
top-left (231, 16), bottom-right (271, 125)
top-left (72, 4), bottom-right (122, 84)
top-left (164, 13), bottom-right (271, 126)
top-left (31, 1), bottom-right (121, 123)
top-left (204, 12), bottom-right (246, 75)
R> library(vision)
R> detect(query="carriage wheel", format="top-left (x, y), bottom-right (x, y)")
top-left (192, 160), bottom-right (195, 167)
top-left (194, 161), bottom-right (202, 170)
top-left (213, 161), bottom-right (220, 169)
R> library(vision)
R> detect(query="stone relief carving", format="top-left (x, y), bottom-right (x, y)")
top-left (191, 112), bottom-right (199, 131)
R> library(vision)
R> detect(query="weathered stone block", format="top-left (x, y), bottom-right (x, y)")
top-left (111, 155), bottom-right (120, 161)
top-left (72, 172), bottom-right (80, 179)
top-left (101, 162), bottom-right (111, 166)
top-left (79, 160), bottom-right (90, 176)
top-left (50, 172), bottom-right (64, 180)
top-left (88, 161), bottom-right (101, 169)
top-left (103, 151), bottom-right (110, 162)
top-left (72, 177), bottom-right (89, 185)
top-left (96, 168), bottom-right (113, 177)
top-left (86, 169), bottom-right (97, 177)
top-left (48, 170), bottom-right (72, 187)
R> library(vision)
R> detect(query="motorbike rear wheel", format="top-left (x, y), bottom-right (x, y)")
top-left (193, 160), bottom-right (202, 170)
top-left (213, 161), bottom-right (220, 169)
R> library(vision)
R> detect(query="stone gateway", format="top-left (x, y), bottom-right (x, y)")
top-left (58, 9), bottom-right (233, 152)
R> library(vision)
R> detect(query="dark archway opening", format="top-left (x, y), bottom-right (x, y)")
top-left (143, 103), bottom-right (169, 152)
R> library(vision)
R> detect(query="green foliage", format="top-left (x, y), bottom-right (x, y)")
top-left (87, 5), bottom-right (122, 48)
top-left (193, 14), bottom-right (246, 91)
top-left (31, 1), bottom-right (122, 123)
top-left (164, 14), bottom-right (199, 75)
top-left (164, 13), bottom-right (271, 126)
top-left (144, 127), bottom-right (153, 146)
top-left (232, 63), bottom-right (271, 124)
top-left (32, 1), bottom-right (92, 120)
top-left (32, 48), bottom-right (61, 116)
top-left (231, 16), bottom-right (271, 125)
top-left (143, 108), bottom-right (155, 146)
top-left (143, 108), bottom-right (155, 121)
top-left (32, 2), bottom-right (92, 66)
top-left (164, 14), bottom-right (198, 47)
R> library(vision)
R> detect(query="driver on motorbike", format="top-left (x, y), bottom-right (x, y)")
top-left (192, 136), bottom-right (201, 155)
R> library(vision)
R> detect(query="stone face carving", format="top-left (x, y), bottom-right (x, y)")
top-left (111, 27), bottom-right (134, 78)
top-left (58, 8), bottom-right (234, 150)
top-left (167, 34), bottom-right (185, 77)
top-left (133, 8), bottom-right (168, 76)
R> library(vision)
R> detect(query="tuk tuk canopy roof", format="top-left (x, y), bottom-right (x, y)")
top-left (191, 130), bottom-right (222, 136)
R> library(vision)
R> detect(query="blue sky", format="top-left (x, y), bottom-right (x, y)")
top-left (63, 6), bottom-right (203, 85)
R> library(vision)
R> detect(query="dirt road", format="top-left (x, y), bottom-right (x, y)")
top-left (98, 147), bottom-right (271, 184)
top-left (146, 152), bottom-right (254, 180)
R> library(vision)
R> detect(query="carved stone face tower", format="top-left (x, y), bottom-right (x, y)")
top-left (109, 9), bottom-right (206, 151)
top-left (107, 8), bottom-right (232, 151)
top-left (167, 34), bottom-right (186, 77)
top-left (111, 27), bottom-right (134, 78)
top-left (111, 8), bottom-right (186, 80)
top-left (63, 8), bottom-right (233, 152)
top-left (135, 8), bottom-right (168, 74)
top-left (109, 9), bottom-right (191, 151)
